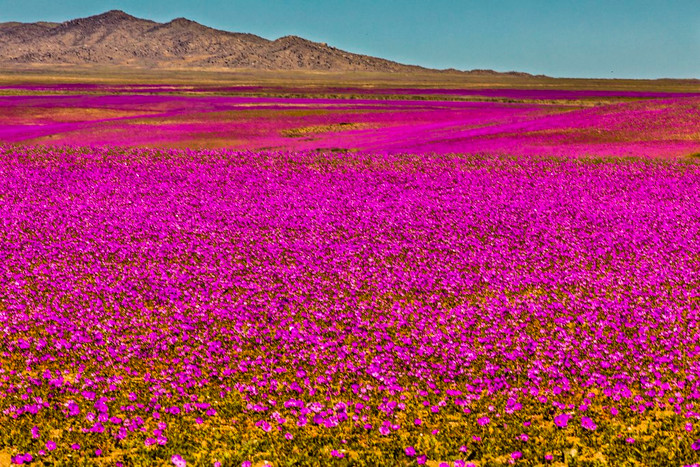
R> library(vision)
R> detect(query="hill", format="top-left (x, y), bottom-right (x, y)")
top-left (0, 10), bottom-right (437, 72)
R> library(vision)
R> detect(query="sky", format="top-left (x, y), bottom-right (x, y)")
top-left (0, 0), bottom-right (698, 79)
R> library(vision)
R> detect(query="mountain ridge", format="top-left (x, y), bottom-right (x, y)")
top-left (0, 10), bottom-right (533, 75)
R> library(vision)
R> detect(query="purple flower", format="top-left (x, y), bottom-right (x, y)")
top-left (581, 416), bottom-right (597, 431)
top-left (171, 454), bottom-right (187, 467)
top-left (692, 439), bottom-right (700, 451)
top-left (31, 426), bottom-right (39, 439)
top-left (46, 440), bottom-right (56, 451)
top-left (477, 416), bottom-right (490, 426)
top-left (405, 446), bottom-right (416, 457)
top-left (554, 413), bottom-right (570, 428)
top-left (417, 455), bottom-right (427, 465)
top-left (11, 454), bottom-right (33, 465)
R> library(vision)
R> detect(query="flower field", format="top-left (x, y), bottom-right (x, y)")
top-left (1, 144), bottom-right (700, 465)
top-left (0, 86), bottom-right (698, 158)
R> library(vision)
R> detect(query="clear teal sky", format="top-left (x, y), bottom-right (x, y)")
top-left (1, 0), bottom-right (698, 79)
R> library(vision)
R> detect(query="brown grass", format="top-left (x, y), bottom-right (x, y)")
top-left (0, 67), bottom-right (698, 93)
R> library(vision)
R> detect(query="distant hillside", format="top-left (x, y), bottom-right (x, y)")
top-left (0, 10), bottom-right (428, 72)
top-left (0, 10), bottom-right (533, 75)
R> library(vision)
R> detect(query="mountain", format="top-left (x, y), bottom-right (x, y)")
top-left (0, 10), bottom-right (435, 72)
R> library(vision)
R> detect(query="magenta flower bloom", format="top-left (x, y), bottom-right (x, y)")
top-left (71, 444), bottom-right (81, 450)
top-left (477, 416), bottom-right (490, 426)
top-left (46, 440), bottom-right (56, 451)
top-left (692, 439), bottom-right (700, 451)
top-left (171, 454), bottom-right (187, 467)
top-left (414, 418), bottom-right (422, 426)
top-left (284, 432), bottom-right (293, 440)
top-left (626, 438), bottom-right (635, 444)
top-left (554, 413), bottom-right (570, 428)
top-left (581, 416), bottom-right (597, 431)
top-left (417, 455), bottom-right (427, 465)
top-left (31, 426), bottom-right (39, 439)
top-left (512, 451), bottom-right (522, 460)
top-left (66, 401), bottom-right (80, 417)
top-left (12, 454), bottom-right (33, 465)
top-left (404, 446), bottom-right (416, 457)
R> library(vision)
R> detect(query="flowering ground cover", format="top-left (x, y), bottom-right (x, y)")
top-left (2, 146), bottom-right (700, 465)
top-left (0, 87), bottom-right (698, 157)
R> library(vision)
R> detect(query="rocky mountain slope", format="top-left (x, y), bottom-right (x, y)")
top-left (0, 10), bottom-right (433, 72)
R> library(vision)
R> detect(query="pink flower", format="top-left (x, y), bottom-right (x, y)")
top-left (257, 420), bottom-right (271, 432)
top-left (626, 437), bottom-right (635, 444)
top-left (171, 454), bottom-right (187, 467)
top-left (554, 413), bottom-right (570, 428)
top-left (31, 426), bottom-right (39, 439)
top-left (477, 416), bottom-right (490, 426)
top-left (692, 439), bottom-right (700, 451)
top-left (71, 444), bottom-right (80, 450)
top-left (512, 451), bottom-right (522, 459)
top-left (581, 416), bottom-right (597, 431)
top-left (379, 425), bottom-right (390, 435)
top-left (46, 440), bottom-right (56, 451)
top-left (414, 418), bottom-right (422, 426)
top-left (405, 446), bottom-right (416, 457)
top-left (545, 454), bottom-right (554, 460)
top-left (417, 455), bottom-right (427, 465)
top-left (685, 422), bottom-right (693, 432)
top-left (12, 454), bottom-right (33, 464)
top-left (284, 432), bottom-right (293, 440)
top-left (330, 450), bottom-right (345, 458)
